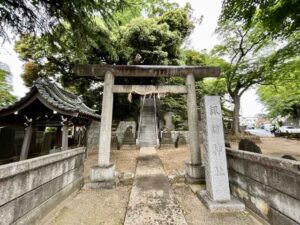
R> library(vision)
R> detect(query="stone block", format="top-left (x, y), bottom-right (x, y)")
top-left (121, 126), bottom-right (136, 149)
top-left (90, 163), bottom-right (116, 189)
top-left (185, 161), bottom-right (205, 184)
top-left (0, 167), bottom-right (83, 224)
top-left (116, 121), bottom-right (136, 144)
top-left (230, 170), bottom-right (300, 223)
top-left (228, 170), bottom-right (248, 191)
top-left (0, 148), bottom-right (85, 224)
top-left (269, 208), bottom-right (299, 225)
top-left (120, 144), bottom-right (137, 150)
top-left (111, 133), bottom-right (119, 150)
top-left (197, 190), bottom-right (245, 213)
top-left (176, 134), bottom-right (187, 147)
top-left (244, 161), bottom-right (268, 184)
top-left (118, 172), bottom-right (135, 186)
top-left (227, 156), bottom-right (246, 175)
top-left (266, 168), bottom-right (300, 200)
top-left (14, 178), bottom-right (83, 225)
top-left (238, 139), bottom-right (262, 154)
top-left (160, 131), bottom-right (175, 149)
top-left (0, 148), bottom-right (84, 206)
top-left (90, 163), bottom-right (115, 181)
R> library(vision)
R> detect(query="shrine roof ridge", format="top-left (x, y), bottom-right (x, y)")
top-left (0, 77), bottom-right (101, 120)
top-left (73, 65), bottom-right (221, 79)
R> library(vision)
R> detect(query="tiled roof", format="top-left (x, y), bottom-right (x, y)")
top-left (0, 77), bottom-right (100, 120)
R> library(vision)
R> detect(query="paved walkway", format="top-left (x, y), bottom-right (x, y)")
top-left (124, 147), bottom-right (187, 225)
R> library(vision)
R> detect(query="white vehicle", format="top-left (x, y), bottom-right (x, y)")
top-left (278, 126), bottom-right (300, 133)
top-left (264, 123), bottom-right (273, 131)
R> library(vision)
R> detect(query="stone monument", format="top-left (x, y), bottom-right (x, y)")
top-left (176, 133), bottom-right (188, 148)
top-left (111, 132), bottom-right (119, 150)
top-left (163, 112), bottom-right (175, 130)
top-left (121, 126), bottom-right (136, 150)
top-left (197, 95), bottom-right (245, 212)
top-left (160, 130), bottom-right (175, 149)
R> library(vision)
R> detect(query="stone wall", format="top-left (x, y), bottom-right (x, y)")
top-left (0, 147), bottom-right (85, 225)
top-left (227, 149), bottom-right (300, 225)
top-left (87, 121), bottom-right (101, 152)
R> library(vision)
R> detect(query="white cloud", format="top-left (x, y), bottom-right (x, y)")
top-left (0, 42), bottom-right (28, 98)
top-left (174, 0), bottom-right (222, 51)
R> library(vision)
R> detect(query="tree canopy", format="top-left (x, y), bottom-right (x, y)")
top-left (0, 63), bottom-right (16, 107)
top-left (220, 0), bottom-right (300, 38)
top-left (14, 2), bottom-right (196, 121)
top-left (120, 6), bottom-right (194, 65)
top-left (212, 20), bottom-right (280, 134)
top-left (0, 0), bottom-right (125, 41)
top-left (258, 59), bottom-right (300, 119)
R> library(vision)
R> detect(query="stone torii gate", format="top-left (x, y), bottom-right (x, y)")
top-left (74, 65), bottom-right (220, 188)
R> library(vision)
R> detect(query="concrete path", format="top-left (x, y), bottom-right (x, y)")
top-left (124, 147), bottom-right (188, 225)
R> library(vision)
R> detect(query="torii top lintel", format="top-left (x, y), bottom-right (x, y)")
top-left (74, 65), bottom-right (220, 79)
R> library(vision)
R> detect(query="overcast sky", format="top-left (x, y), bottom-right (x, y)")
top-left (0, 0), bottom-right (265, 117)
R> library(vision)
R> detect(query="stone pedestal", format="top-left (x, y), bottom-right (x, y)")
top-left (89, 164), bottom-right (116, 189)
top-left (185, 161), bottom-right (205, 184)
top-left (197, 191), bottom-right (245, 213)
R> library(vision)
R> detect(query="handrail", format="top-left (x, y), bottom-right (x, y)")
top-left (153, 95), bottom-right (159, 146)
top-left (136, 95), bottom-right (146, 146)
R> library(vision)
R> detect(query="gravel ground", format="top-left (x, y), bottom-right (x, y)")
top-left (84, 150), bottom-right (139, 182)
top-left (173, 183), bottom-right (263, 225)
top-left (158, 147), bottom-right (190, 176)
top-left (40, 187), bottom-right (131, 225)
top-left (230, 137), bottom-right (300, 160)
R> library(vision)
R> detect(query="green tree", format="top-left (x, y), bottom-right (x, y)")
top-left (219, 0), bottom-right (300, 134)
top-left (258, 59), bottom-right (300, 119)
top-left (0, 64), bottom-right (16, 107)
top-left (220, 0), bottom-right (300, 38)
top-left (15, 22), bottom-right (118, 109)
top-left (21, 61), bottom-right (40, 87)
top-left (183, 50), bottom-right (228, 98)
top-left (183, 49), bottom-right (205, 66)
top-left (159, 50), bottom-right (228, 128)
top-left (15, 3), bottom-right (195, 121)
top-left (213, 22), bottom-right (275, 135)
top-left (115, 5), bottom-right (195, 122)
top-left (0, 0), bottom-right (125, 41)
top-left (120, 6), bottom-right (194, 65)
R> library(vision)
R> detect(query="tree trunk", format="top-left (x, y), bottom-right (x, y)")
top-left (233, 94), bottom-right (241, 136)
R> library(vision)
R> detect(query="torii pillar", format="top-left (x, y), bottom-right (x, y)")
top-left (90, 71), bottom-right (116, 188)
top-left (185, 74), bottom-right (205, 183)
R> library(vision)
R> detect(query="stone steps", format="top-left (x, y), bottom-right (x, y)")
top-left (138, 98), bottom-right (158, 147)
